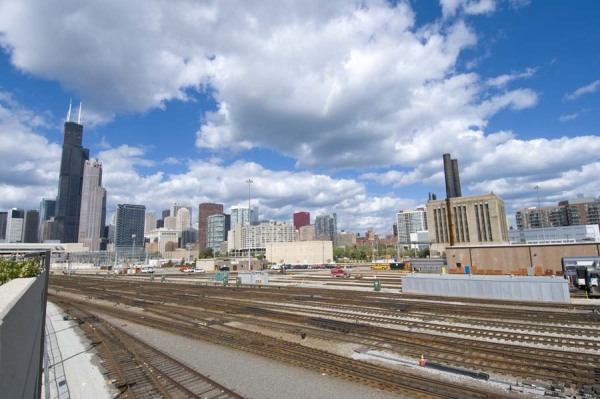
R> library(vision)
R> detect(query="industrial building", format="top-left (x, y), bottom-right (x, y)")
top-left (445, 242), bottom-right (600, 275)
top-left (426, 193), bottom-right (509, 255)
top-left (265, 241), bottom-right (333, 265)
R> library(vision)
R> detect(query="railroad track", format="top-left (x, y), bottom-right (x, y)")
top-left (52, 294), bottom-right (516, 399)
top-left (50, 275), bottom-right (600, 396)
top-left (68, 305), bottom-right (243, 399)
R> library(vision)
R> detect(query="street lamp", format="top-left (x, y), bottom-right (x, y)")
top-left (534, 185), bottom-right (546, 242)
top-left (246, 179), bottom-right (253, 271)
top-left (132, 234), bottom-right (136, 264)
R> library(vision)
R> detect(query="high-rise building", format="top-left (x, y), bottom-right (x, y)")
top-left (426, 193), bottom-right (508, 254)
top-left (162, 209), bottom-right (170, 219)
top-left (198, 203), bottom-right (224, 250)
top-left (230, 206), bottom-right (259, 230)
top-left (558, 196), bottom-right (600, 226)
top-left (396, 209), bottom-right (427, 247)
top-left (0, 211), bottom-right (7, 241)
top-left (229, 220), bottom-right (296, 251)
top-left (171, 203), bottom-right (192, 222)
top-left (55, 102), bottom-right (90, 243)
top-left (40, 218), bottom-right (58, 243)
top-left (515, 195), bottom-right (600, 230)
top-left (145, 212), bottom-right (157, 234)
top-left (207, 213), bottom-right (230, 253)
top-left (175, 208), bottom-right (191, 232)
top-left (39, 198), bottom-right (57, 241)
top-left (315, 213), bottom-right (337, 244)
top-left (180, 228), bottom-right (198, 249)
top-left (443, 153), bottom-right (462, 199)
top-left (293, 211), bottom-right (310, 230)
top-left (6, 208), bottom-right (25, 243)
top-left (163, 216), bottom-right (177, 230)
top-left (78, 160), bottom-right (107, 251)
top-left (115, 204), bottom-right (146, 256)
top-left (298, 224), bottom-right (316, 241)
top-left (515, 207), bottom-right (562, 229)
top-left (22, 210), bottom-right (40, 243)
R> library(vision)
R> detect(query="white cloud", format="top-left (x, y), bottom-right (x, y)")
top-left (440, 0), bottom-right (497, 19)
top-left (0, 95), bottom-right (61, 209)
top-left (485, 67), bottom-right (536, 88)
top-left (0, 1), bottom-right (597, 233)
top-left (564, 79), bottom-right (600, 101)
top-left (559, 113), bottom-right (578, 122)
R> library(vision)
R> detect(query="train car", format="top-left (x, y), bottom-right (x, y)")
top-left (562, 256), bottom-right (600, 297)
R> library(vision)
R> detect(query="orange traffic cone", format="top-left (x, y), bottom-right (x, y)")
top-left (419, 354), bottom-right (426, 366)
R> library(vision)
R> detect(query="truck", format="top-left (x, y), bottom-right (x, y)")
top-left (331, 266), bottom-right (352, 278)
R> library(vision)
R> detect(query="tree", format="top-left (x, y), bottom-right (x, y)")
top-left (417, 248), bottom-right (430, 258)
top-left (199, 247), bottom-right (214, 259)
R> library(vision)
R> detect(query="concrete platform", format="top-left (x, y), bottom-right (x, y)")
top-left (42, 302), bottom-right (115, 399)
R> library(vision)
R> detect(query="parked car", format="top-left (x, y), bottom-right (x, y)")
top-left (193, 268), bottom-right (205, 273)
top-left (331, 266), bottom-right (351, 278)
top-left (371, 264), bottom-right (389, 270)
top-left (141, 267), bottom-right (154, 274)
top-left (179, 265), bottom-right (190, 272)
top-left (269, 264), bottom-right (281, 270)
top-left (181, 267), bottom-right (193, 273)
top-left (219, 265), bottom-right (230, 271)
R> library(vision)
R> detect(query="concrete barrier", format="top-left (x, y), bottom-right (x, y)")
top-left (0, 275), bottom-right (46, 399)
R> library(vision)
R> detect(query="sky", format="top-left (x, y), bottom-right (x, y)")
top-left (0, 0), bottom-right (599, 235)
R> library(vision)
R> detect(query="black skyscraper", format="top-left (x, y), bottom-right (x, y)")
top-left (56, 103), bottom-right (89, 243)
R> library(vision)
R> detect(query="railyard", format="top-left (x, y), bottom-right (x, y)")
top-left (48, 269), bottom-right (600, 398)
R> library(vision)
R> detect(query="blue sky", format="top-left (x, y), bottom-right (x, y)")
top-left (0, 0), bottom-right (599, 234)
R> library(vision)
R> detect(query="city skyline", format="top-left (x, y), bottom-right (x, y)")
top-left (0, 1), bottom-right (599, 234)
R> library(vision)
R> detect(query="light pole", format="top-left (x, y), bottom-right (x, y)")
top-left (246, 179), bottom-right (253, 271)
top-left (534, 185), bottom-right (546, 242)
top-left (132, 234), bottom-right (136, 264)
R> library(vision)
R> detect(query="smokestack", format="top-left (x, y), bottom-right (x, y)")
top-left (451, 158), bottom-right (461, 197)
top-left (443, 153), bottom-right (462, 199)
top-left (443, 153), bottom-right (455, 199)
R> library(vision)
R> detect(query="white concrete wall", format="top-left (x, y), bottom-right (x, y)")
top-left (402, 274), bottom-right (570, 303)
top-left (0, 276), bottom-right (46, 398)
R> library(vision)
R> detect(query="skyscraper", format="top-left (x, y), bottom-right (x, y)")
top-left (171, 203), bottom-right (192, 222)
top-left (78, 160), bottom-right (107, 251)
top-left (39, 198), bottom-right (56, 241)
top-left (145, 212), bottom-right (157, 234)
top-left (175, 207), bottom-right (191, 232)
top-left (0, 211), bottom-right (7, 241)
top-left (293, 211), bottom-right (310, 229)
top-left (22, 210), bottom-right (40, 243)
top-left (115, 204), bottom-right (146, 256)
top-left (396, 209), bottom-right (427, 247)
top-left (207, 213), bottom-right (230, 253)
top-left (56, 102), bottom-right (89, 243)
top-left (230, 206), bottom-right (258, 230)
top-left (198, 203), bottom-right (224, 250)
top-left (6, 208), bottom-right (25, 243)
top-left (315, 213), bottom-right (338, 244)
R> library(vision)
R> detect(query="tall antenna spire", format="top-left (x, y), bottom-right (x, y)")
top-left (78, 102), bottom-right (82, 124)
top-left (66, 99), bottom-right (72, 122)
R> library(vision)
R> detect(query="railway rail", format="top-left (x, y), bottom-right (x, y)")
top-left (49, 274), bottom-right (600, 397)
top-left (68, 305), bottom-right (243, 399)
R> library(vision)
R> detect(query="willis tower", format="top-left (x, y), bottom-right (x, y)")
top-left (56, 102), bottom-right (89, 243)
